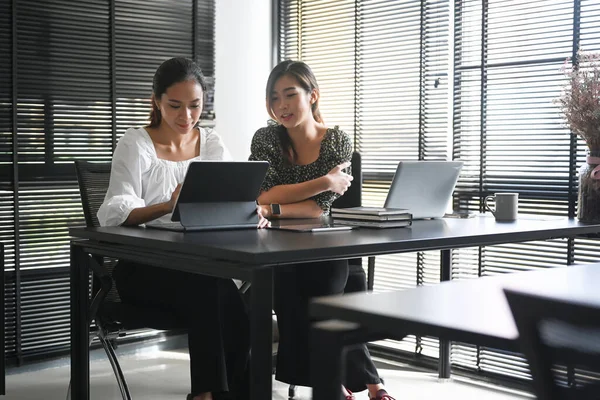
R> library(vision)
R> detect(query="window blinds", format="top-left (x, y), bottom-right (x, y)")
top-left (279, 0), bottom-right (451, 364)
top-left (279, 0), bottom-right (600, 383)
top-left (0, 0), bottom-right (215, 364)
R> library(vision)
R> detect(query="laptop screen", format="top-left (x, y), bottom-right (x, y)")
top-left (384, 161), bottom-right (463, 219)
top-left (172, 160), bottom-right (269, 222)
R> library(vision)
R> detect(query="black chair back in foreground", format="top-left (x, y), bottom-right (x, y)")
top-left (505, 288), bottom-right (600, 400)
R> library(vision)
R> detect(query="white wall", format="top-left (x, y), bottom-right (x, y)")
top-left (215, 0), bottom-right (273, 161)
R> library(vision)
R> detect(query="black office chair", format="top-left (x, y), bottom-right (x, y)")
top-left (332, 151), bottom-right (363, 210)
top-left (287, 151), bottom-right (371, 399)
top-left (73, 160), bottom-right (184, 400)
top-left (505, 288), bottom-right (600, 400)
top-left (333, 152), bottom-right (372, 296)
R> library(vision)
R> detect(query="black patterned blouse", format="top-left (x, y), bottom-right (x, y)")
top-left (249, 122), bottom-right (353, 215)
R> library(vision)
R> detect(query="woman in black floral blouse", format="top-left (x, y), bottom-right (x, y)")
top-left (249, 60), bottom-right (394, 400)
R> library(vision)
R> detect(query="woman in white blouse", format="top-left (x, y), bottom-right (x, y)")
top-left (98, 58), bottom-right (261, 400)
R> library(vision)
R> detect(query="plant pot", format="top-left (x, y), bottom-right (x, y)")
top-left (578, 150), bottom-right (600, 222)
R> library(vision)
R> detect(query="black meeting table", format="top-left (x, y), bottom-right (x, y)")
top-left (310, 262), bottom-right (600, 400)
top-left (68, 216), bottom-right (600, 399)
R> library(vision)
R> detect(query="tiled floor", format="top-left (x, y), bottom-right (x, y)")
top-left (4, 335), bottom-right (533, 399)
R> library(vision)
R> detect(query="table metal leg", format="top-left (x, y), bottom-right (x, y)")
top-left (439, 249), bottom-right (452, 379)
top-left (249, 267), bottom-right (273, 400)
top-left (367, 256), bottom-right (375, 291)
top-left (311, 321), bottom-right (350, 400)
top-left (70, 243), bottom-right (90, 400)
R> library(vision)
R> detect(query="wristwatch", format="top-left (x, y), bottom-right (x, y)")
top-left (270, 203), bottom-right (282, 217)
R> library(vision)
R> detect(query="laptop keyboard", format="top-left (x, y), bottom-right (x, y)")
top-left (146, 221), bottom-right (184, 230)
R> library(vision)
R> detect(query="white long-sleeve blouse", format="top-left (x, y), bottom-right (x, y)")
top-left (97, 126), bottom-right (232, 226)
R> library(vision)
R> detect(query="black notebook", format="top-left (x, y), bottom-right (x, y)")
top-left (335, 219), bottom-right (412, 229)
top-left (331, 206), bottom-right (410, 216)
top-left (332, 207), bottom-right (412, 228)
top-left (331, 207), bottom-right (412, 224)
top-left (333, 213), bottom-right (412, 222)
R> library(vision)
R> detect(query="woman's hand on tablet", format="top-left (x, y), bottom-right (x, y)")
top-left (167, 184), bottom-right (182, 212)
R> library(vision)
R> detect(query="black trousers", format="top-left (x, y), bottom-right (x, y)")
top-left (113, 261), bottom-right (250, 398)
top-left (274, 259), bottom-right (381, 392)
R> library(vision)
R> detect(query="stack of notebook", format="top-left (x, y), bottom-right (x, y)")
top-left (331, 207), bottom-right (412, 228)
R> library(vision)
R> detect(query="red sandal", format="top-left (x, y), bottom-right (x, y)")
top-left (370, 389), bottom-right (396, 400)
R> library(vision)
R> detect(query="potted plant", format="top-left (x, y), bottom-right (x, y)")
top-left (557, 51), bottom-right (600, 222)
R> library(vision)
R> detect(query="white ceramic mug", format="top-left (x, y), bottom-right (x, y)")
top-left (484, 193), bottom-right (518, 221)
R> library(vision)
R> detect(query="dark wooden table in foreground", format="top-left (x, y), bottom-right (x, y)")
top-left (310, 261), bottom-right (600, 400)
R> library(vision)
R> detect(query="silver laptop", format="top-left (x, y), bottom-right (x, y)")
top-left (384, 161), bottom-right (463, 219)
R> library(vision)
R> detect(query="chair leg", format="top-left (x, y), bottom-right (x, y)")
top-left (99, 334), bottom-right (132, 400)
top-left (288, 384), bottom-right (296, 399)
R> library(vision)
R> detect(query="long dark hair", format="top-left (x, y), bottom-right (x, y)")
top-left (265, 60), bottom-right (322, 162)
top-left (148, 57), bottom-right (207, 128)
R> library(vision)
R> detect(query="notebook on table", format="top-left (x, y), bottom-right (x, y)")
top-left (333, 219), bottom-right (411, 229)
top-left (331, 207), bottom-right (411, 221)
top-left (146, 161), bottom-right (269, 232)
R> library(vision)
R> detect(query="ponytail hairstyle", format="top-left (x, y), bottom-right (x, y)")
top-left (265, 60), bottom-right (322, 162)
top-left (148, 57), bottom-right (207, 128)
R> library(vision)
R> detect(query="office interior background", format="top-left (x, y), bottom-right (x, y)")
top-left (1, 0), bottom-right (600, 392)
